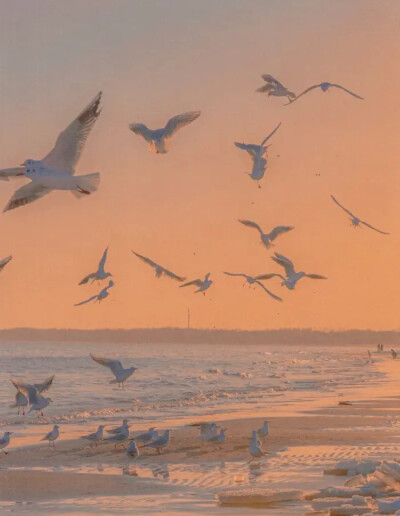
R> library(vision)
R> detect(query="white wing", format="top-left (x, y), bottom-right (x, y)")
top-left (98, 247), bottom-right (109, 272)
top-left (260, 123), bottom-right (281, 146)
top-left (238, 219), bottom-right (263, 234)
top-left (234, 142), bottom-right (261, 158)
top-left (180, 278), bottom-right (203, 288)
top-left (272, 253), bottom-right (296, 277)
top-left (90, 354), bottom-right (124, 378)
top-left (79, 272), bottom-right (96, 285)
top-left (11, 379), bottom-right (39, 405)
top-left (255, 280), bottom-right (283, 302)
top-left (268, 226), bottom-right (294, 242)
top-left (163, 111), bottom-right (201, 139)
top-left (0, 167), bottom-right (25, 181)
top-left (74, 294), bottom-right (98, 306)
top-left (129, 123), bottom-right (154, 143)
top-left (35, 375), bottom-right (55, 393)
top-left (0, 256), bottom-right (12, 272)
top-left (42, 92), bottom-right (102, 173)
top-left (3, 183), bottom-right (50, 212)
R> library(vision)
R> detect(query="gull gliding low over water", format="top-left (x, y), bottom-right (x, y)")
top-left (79, 247), bottom-right (112, 285)
top-left (90, 354), bottom-right (137, 388)
top-left (256, 74), bottom-right (296, 103)
top-left (234, 123), bottom-right (281, 187)
top-left (286, 82), bottom-right (363, 105)
top-left (129, 111), bottom-right (201, 154)
top-left (132, 251), bottom-right (185, 281)
top-left (224, 272), bottom-right (282, 302)
top-left (330, 195), bottom-right (389, 235)
top-left (238, 219), bottom-right (294, 249)
top-left (1, 92), bottom-right (102, 212)
top-left (180, 273), bottom-right (212, 294)
top-left (257, 253), bottom-right (327, 290)
top-left (75, 280), bottom-right (114, 306)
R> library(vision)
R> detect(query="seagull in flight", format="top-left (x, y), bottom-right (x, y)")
top-left (234, 123), bottom-right (281, 187)
top-left (129, 111), bottom-right (201, 154)
top-left (330, 195), bottom-right (389, 235)
top-left (75, 280), bottom-right (114, 306)
top-left (90, 354), bottom-right (137, 388)
top-left (11, 379), bottom-right (52, 416)
top-left (79, 248), bottom-right (112, 285)
top-left (223, 272), bottom-right (282, 302)
top-left (286, 82), bottom-right (363, 105)
top-left (1, 92), bottom-right (102, 212)
top-left (0, 256), bottom-right (12, 273)
top-left (132, 251), bottom-right (185, 282)
top-left (256, 74), bottom-right (296, 103)
top-left (180, 273), bottom-right (212, 294)
top-left (238, 220), bottom-right (294, 249)
top-left (257, 253), bottom-right (327, 290)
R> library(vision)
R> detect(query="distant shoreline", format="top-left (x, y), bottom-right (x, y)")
top-left (0, 327), bottom-right (398, 345)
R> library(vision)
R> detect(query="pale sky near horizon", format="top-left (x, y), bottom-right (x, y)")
top-left (0, 0), bottom-right (399, 331)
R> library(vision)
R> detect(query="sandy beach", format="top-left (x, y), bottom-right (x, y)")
top-left (0, 350), bottom-right (400, 514)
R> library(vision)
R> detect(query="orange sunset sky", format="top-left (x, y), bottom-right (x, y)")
top-left (0, 0), bottom-right (399, 331)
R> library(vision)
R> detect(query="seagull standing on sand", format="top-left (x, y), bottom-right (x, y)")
top-left (90, 354), bottom-right (137, 388)
top-left (234, 123), bottom-right (281, 187)
top-left (1, 92), bottom-right (102, 212)
top-left (257, 421), bottom-right (269, 440)
top-left (12, 379), bottom-right (52, 416)
top-left (108, 419), bottom-right (129, 435)
top-left (132, 251), bottom-right (185, 282)
top-left (256, 75), bottom-right (296, 103)
top-left (134, 428), bottom-right (158, 444)
top-left (129, 111), bottom-right (201, 154)
top-left (41, 425), bottom-right (59, 447)
top-left (207, 429), bottom-right (226, 449)
top-left (238, 220), bottom-right (294, 249)
top-left (224, 272), bottom-right (282, 302)
top-left (10, 375), bottom-right (54, 416)
top-left (144, 430), bottom-right (170, 454)
top-left (257, 253), bottom-right (327, 290)
top-left (75, 280), bottom-right (114, 306)
top-left (79, 248), bottom-right (112, 285)
top-left (249, 430), bottom-right (266, 459)
top-left (0, 256), bottom-right (12, 273)
top-left (330, 195), bottom-right (389, 235)
top-left (180, 273), bottom-right (212, 294)
top-left (0, 432), bottom-right (12, 455)
top-left (126, 441), bottom-right (140, 460)
top-left (286, 82), bottom-right (363, 105)
top-left (82, 425), bottom-right (105, 447)
top-left (105, 425), bottom-right (130, 448)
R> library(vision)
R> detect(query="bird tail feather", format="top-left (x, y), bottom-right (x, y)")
top-left (72, 173), bottom-right (100, 198)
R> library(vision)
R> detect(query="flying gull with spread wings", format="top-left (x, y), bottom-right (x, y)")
top-left (224, 272), bottom-right (282, 302)
top-left (132, 251), bottom-right (185, 282)
top-left (90, 354), bottom-right (137, 388)
top-left (238, 219), bottom-right (294, 249)
top-left (256, 74), bottom-right (296, 103)
top-left (129, 111), bottom-right (201, 154)
top-left (330, 195), bottom-right (389, 235)
top-left (79, 247), bottom-right (112, 285)
top-left (1, 92), bottom-right (102, 211)
top-left (286, 82), bottom-right (363, 105)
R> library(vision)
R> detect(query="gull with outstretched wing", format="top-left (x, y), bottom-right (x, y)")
top-left (75, 280), bottom-right (114, 306)
top-left (90, 354), bottom-right (137, 388)
top-left (257, 253), bottom-right (327, 290)
top-left (79, 247), bottom-right (112, 285)
top-left (132, 251), bottom-right (185, 281)
top-left (234, 123), bottom-right (281, 187)
top-left (129, 111), bottom-right (201, 154)
top-left (257, 74), bottom-right (296, 102)
top-left (0, 256), bottom-right (12, 273)
top-left (2, 92), bottom-right (102, 212)
top-left (180, 273), bottom-right (212, 294)
top-left (330, 195), bottom-right (389, 235)
top-left (224, 272), bottom-right (282, 302)
top-left (12, 379), bottom-right (52, 416)
top-left (286, 82), bottom-right (363, 105)
top-left (238, 219), bottom-right (293, 249)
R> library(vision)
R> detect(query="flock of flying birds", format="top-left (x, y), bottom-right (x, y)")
top-left (0, 73), bottom-right (388, 307)
top-left (0, 73), bottom-right (389, 458)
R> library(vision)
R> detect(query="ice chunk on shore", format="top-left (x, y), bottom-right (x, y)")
top-left (307, 486), bottom-right (378, 499)
top-left (325, 460), bottom-right (380, 477)
top-left (216, 488), bottom-right (304, 506)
